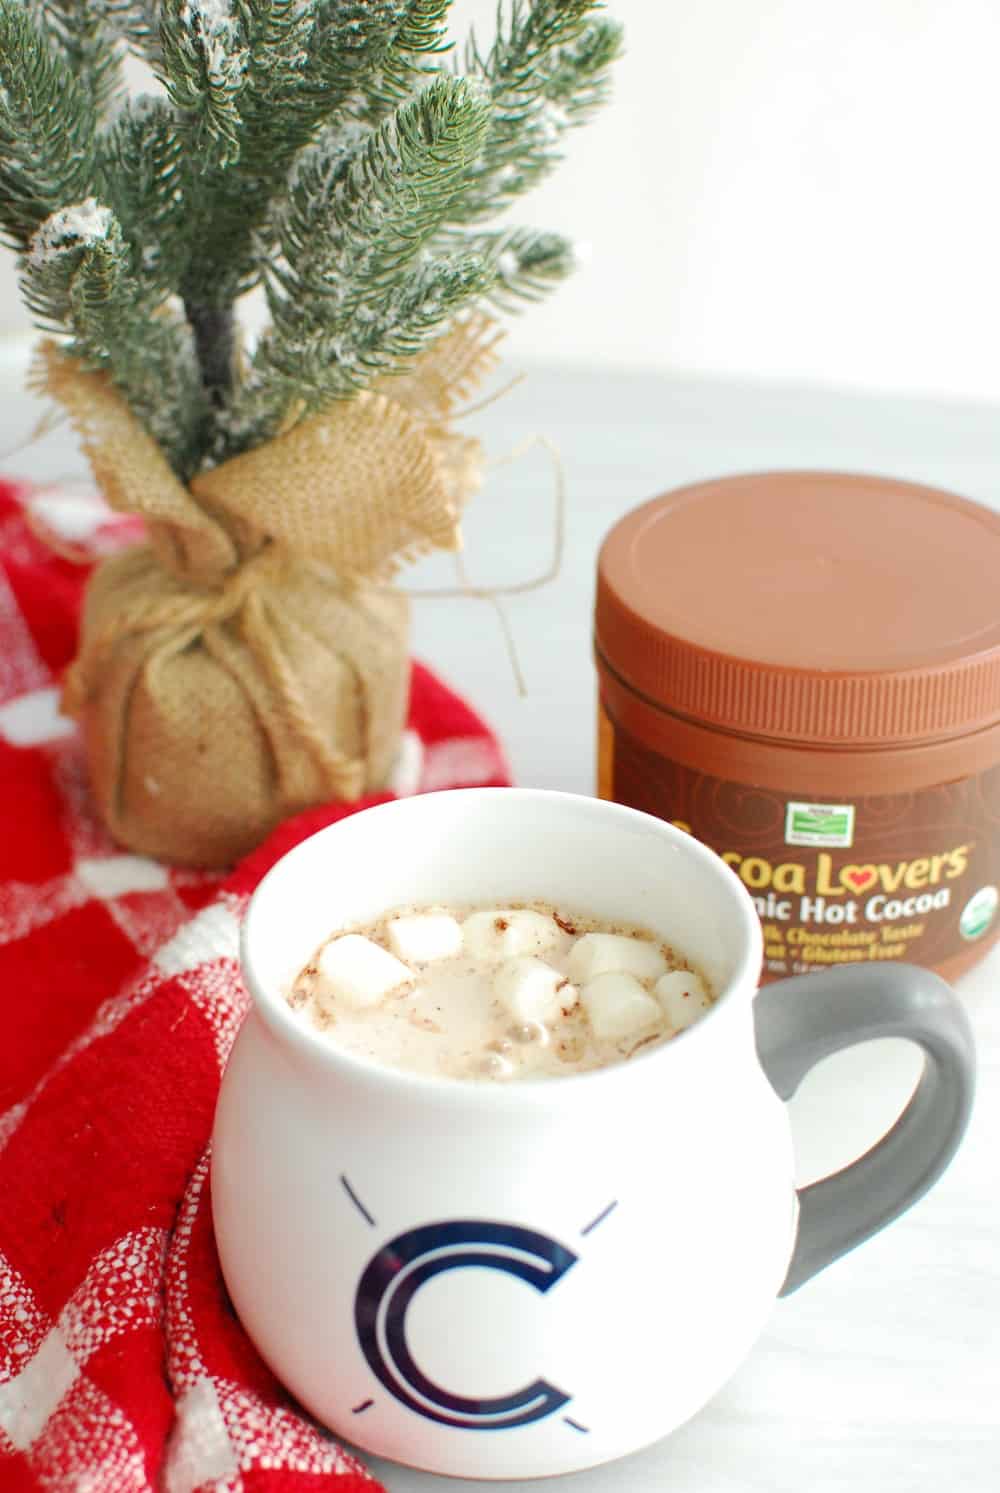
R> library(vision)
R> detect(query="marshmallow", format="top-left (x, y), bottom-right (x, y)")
top-left (315, 935), bottom-right (413, 1010)
top-left (654, 970), bottom-right (711, 1030)
top-left (567, 933), bottom-right (668, 985)
top-left (494, 956), bottom-right (578, 1025)
top-left (387, 912), bottom-right (463, 963)
top-left (462, 909), bottom-right (562, 960)
top-left (581, 972), bottom-right (662, 1040)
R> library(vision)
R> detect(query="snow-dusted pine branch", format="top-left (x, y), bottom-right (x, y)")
top-left (24, 198), bottom-right (204, 473)
top-left (1, 0), bottom-right (623, 476)
top-left (0, 1), bottom-right (99, 251)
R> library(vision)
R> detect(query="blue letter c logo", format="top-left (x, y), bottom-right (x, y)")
top-left (354, 1220), bottom-right (578, 1430)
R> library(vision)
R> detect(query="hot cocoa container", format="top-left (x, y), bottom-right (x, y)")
top-left (595, 472), bottom-right (1000, 984)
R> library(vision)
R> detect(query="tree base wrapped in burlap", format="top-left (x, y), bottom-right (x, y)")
top-left (38, 316), bottom-right (502, 867)
top-left (70, 545), bottom-right (409, 867)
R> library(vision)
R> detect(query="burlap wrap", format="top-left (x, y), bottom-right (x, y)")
top-left (40, 316), bottom-right (502, 867)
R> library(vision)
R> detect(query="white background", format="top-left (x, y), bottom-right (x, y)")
top-left (4, 2), bottom-right (1000, 402)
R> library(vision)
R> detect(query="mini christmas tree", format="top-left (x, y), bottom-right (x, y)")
top-left (2, 0), bottom-right (621, 473)
top-left (0, 1), bottom-right (623, 866)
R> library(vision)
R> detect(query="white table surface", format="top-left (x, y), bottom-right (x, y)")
top-left (1, 343), bottom-right (997, 1492)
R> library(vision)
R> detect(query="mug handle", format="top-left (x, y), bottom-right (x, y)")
top-left (753, 963), bottom-right (976, 1295)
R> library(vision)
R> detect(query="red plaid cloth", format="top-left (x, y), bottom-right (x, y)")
top-left (0, 481), bottom-right (511, 1491)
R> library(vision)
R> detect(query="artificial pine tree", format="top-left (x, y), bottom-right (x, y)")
top-left (0, 1), bottom-right (623, 866)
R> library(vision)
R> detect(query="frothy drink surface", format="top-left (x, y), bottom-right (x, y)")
top-left (288, 903), bottom-right (714, 1081)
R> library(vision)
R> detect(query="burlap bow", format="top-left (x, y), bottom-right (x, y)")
top-left (37, 316), bottom-right (503, 866)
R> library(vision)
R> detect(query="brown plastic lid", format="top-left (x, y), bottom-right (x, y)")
top-left (596, 471), bottom-right (1000, 746)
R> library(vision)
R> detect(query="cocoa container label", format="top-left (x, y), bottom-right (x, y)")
top-left (599, 705), bottom-right (1000, 977)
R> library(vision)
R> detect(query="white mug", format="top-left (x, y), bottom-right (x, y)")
top-left (212, 790), bottom-right (975, 1480)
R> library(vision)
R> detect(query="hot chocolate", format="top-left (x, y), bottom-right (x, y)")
top-left (288, 902), bottom-right (713, 1080)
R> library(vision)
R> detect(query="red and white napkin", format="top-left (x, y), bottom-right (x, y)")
top-left (0, 480), bottom-right (510, 1491)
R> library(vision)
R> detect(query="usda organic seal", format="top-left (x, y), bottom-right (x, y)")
top-left (959, 885), bottom-right (998, 942)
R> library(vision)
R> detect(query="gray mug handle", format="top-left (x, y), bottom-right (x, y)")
top-left (754, 963), bottom-right (976, 1296)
